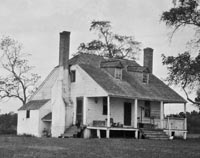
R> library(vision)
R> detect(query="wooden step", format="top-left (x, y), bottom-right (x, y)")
top-left (140, 129), bottom-right (169, 140)
top-left (62, 126), bottom-right (80, 138)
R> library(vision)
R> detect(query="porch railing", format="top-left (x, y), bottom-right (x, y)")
top-left (163, 117), bottom-right (187, 131)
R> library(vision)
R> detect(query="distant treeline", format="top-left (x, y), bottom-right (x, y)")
top-left (167, 110), bottom-right (200, 134)
top-left (0, 113), bottom-right (17, 134)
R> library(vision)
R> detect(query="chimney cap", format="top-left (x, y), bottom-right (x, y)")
top-left (60, 31), bottom-right (71, 35)
top-left (144, 47), bottom-right (153, 51)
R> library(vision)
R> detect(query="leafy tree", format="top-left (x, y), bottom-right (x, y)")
top-left (77, 21), bottom-right (141, 59)
top-left (0, 37), bottom-right (40, 105)
top-left (161, 0), bottom-right (200, 107)
top-left (161, 0), bottom-right (200, 39)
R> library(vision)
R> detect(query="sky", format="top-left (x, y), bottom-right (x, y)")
top-left (0, 0), bottom-right (199, 114)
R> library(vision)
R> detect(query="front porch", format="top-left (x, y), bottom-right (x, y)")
top-left (78, 96), bottom-right (187, 139)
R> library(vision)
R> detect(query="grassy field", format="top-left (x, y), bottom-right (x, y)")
top-left (0, 136), bottom-right (200, 158)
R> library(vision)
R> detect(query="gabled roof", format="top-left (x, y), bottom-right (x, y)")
top-left (18, 99), bottom-right (50, 110)
top-left (79, 63), bottom-right (186, 103)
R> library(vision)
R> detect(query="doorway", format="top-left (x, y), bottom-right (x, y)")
top-left (76, 97), bottom-right (83, 125)
top-left (124, 102), bottom-right (132, 126)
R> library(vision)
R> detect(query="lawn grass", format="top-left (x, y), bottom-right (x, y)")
top-left (0, 136), bottom-right (200, 158)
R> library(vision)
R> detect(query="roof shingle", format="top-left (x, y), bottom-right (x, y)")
top-left (79, 62), bottom-right (186, 103)
top-left (18, 99), bottom-right (50, 110)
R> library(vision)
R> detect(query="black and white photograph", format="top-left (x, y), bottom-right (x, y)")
top-left (0, 0), bottom-right (200, 157)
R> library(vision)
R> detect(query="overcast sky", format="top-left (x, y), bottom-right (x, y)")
top-left (0, 0), bottom-right (198, 114)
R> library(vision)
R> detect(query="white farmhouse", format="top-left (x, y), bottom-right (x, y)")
top-left (17, 31), bottom-right (187, 139)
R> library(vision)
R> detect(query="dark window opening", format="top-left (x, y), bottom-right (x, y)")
top-left (26, 110), bottom-right (30, 118)
top-left (143, 73), bottom-right (149, 83)
top-left (76, 98), bottom-right (83, 125)
top-left (71, 70), bottom-right (76, 82)
top-left (144, 101), bottom-right (150, 117)
top-left (103, 97), bottom-right (107, 115)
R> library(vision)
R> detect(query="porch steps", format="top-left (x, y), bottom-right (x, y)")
top-left (62, 126), bottom-right (80, 138)
top-left (140, 129), bottom-right (169, 140)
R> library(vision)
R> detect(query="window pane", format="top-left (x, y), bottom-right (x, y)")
top-left (115, 68), bottom-right (122, 79)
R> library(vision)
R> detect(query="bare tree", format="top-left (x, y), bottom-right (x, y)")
top-left (0, 37), bottom-right (40, 105)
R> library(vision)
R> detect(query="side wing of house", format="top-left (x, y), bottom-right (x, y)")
top-left (17, 100), bottom-right (50, 137)
top-left (17, 109), bottom-right (40, 136)
top-left (17, 67), bottom-right (59, 137)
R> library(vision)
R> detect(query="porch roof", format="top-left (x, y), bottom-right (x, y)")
top-left (18, 99), bottom-right (50, 110)
top-left (42, 112), bottom-right (52, 121)
top-left (79, 64), bottom-right (186, 103)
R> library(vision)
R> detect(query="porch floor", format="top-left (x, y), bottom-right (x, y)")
top-left (86, 126), bottom-right (139, 139)
top-left (87, 126), bottom-right (138, 131)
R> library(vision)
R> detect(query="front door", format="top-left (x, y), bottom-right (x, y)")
top-left (76, 98), bottom-right (83, 125)
top-left (124, 102), bottom-right (132, 126)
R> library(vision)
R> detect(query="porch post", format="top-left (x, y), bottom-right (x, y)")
top-left (184, 103), bottom-right (187, 139)
top-left (83, 97), bottom-right (87, 125)
top-left (134, 99), bottom-right (138, 128)
top-left (134, 99), bottom-right (138, 139)
top-left (106, 96), bottom-right (110, 138)
top-left (184, 103), bottom-right (187, 130)
top-left (160, 101), bottom-right (164, 129)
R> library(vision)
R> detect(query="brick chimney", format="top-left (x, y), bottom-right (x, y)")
top-left (143, 47), bottom-right (153, 73)
top-left (59, 31), bottom-right (70, 69)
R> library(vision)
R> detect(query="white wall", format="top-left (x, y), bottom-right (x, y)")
top-left (38, 101), bottom-right (51, 137)
top-left (17, 101), bottom-right (51, 137)
top-left (70, 65), bottom-right (107, 97)
top-left (31, 68), bottom-right (59, 100)
top-left (51, 67), bottom-right (66, 137)
top-left (17, 110), bottom-right (40, 136)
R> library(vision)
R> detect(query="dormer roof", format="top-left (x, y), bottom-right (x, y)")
top-left (100, 60), bottom-right (124, 68)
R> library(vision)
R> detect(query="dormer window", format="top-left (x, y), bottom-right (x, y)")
top-left (100, 60), bottom-right (124, 79)
top-left (115, 68), bottom-right (122, 80)
top-left (143, 73), bottom-right (149, 84)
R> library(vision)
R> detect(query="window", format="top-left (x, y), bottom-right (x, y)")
top-left (143, 73), bottom-right (149, 83)
top-left (115, 68), bottom-right (122, 80)
top-left (144, 101), bottom-right (150, 117)
top-left (70, 70), bottom-right (76, 82)
top-left (103, 97), bottom-right (107, 115)
top-left (26, 110), bottom-right (30, 118)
